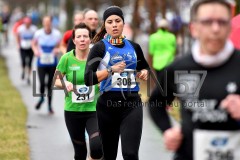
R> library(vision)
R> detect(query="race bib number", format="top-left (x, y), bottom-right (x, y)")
top-left (111, 69), bottom-right (136, 89)
top-left (21, 40), bottom-right (32, 49)
top-left (40, 52), bottom-right (55, 64)
top-left (72, 85), bottom-right (95, 103)
top-left (194, 129), bottom-right (240, 160)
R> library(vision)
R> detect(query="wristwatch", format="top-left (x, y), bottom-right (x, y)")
top-left (107, 66), bottom-right (112, 73)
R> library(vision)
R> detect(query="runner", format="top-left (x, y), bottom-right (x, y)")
top-left (148, 18), bottom-right (176, 75)
top-left (54, 23), bottom-right (102, 160)
top-left (16, 16), bottom-right (37, 84)
top-left (148, 0), bottom-right (240, 160)
top-left (32, 15), bottom-right (61, 114)
top-left (84, 6), bottom-right (149, 160)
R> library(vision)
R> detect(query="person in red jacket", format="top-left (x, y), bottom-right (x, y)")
top-left (60, 11), bottom-right (84, 54)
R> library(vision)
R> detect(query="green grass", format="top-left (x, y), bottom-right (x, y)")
top-left (0, 55), bottom-right (30, 160)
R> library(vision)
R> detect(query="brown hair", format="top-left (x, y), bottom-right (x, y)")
top-left (92, 24), bottom-right (106, 44)
top-left (72, 22), bottom-right (91, 39)
top-left (190, 0), bottom-right (231, 21)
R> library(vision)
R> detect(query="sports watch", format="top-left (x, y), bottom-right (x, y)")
top-left (107, 66), bottom-right (112, 73)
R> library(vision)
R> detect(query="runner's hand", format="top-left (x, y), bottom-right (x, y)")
top-left (34, 51), bottom-right (41, 57)
top-left (221, 94), bottom-right (240, 120)
top-left (111, 61), bottom-right (126, 73)
top-left (65, 81), bottom-right (74, 92)
top-left (137, 69), bottom-right (148, 81)
top-left (53, 48), bottom-right (60, 56)
top-left (17, 44), bottom-right (20, 50)
top-left (163, 126), bottom-right (183, 151)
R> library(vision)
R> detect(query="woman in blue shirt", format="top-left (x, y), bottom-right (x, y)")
top-left (85, 6), bottom-right (149, 160)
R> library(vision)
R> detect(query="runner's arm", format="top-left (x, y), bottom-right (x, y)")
top-left (54, 70), bottom-right (73, 92)
top-left (60, 39), bottom-right (67, 54)
top-left (148, 67), bottom-right (175, 132)
top-left (16, 31), bottom-right (21, 49)
top-left (84, 42), bottom-right (106, 86)
top-left (31, 39), bottom-right (40, 56)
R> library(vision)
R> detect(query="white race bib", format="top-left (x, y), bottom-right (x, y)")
top-left (111, 69), bottom-right (136, 89)
top-left (194, 129), bottom-right (240, 160)
top-left (21, 39), bottom-right (32, 49)
top-left (72, 85), bottom-right (95, 103)
top-left (40, 52), bottom-right (55, 64)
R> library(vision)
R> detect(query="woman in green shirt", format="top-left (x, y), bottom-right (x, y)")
top-left (54, 23), bottom-right (102, 160)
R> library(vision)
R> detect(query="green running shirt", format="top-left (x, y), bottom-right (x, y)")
top-left (56, 50), bottom-right (99, 112)
top-left (149, 29), bottom-right (176, 71)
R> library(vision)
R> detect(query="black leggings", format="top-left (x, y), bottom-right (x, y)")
top-left (97, 92), bottom-right (143, 160)
top-left (65, 111), bottom-right (103, 160)
top-left (20, 48), bottom-right (34, 68)
top-left (37, 66), bottom-right (56, 105)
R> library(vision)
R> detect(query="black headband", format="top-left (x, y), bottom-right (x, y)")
top-left (103, 6), bottom-right (124, 23)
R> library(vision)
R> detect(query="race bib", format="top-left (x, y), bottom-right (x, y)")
top-left (111, 69), bottom-right (136, 89)
top-left (194, 129), bottom-right (240, 160)
top-left (40, 52), bottom-right (55, 64)
top-left (21, 40), bottom-right (32, 49)
top-left (72, 85), bottom-right (95, 103)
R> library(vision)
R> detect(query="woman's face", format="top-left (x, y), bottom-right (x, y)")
top-left (73, 28), bottom-right (90, 51)
top-left (105, 15), bottom-right (124, 38)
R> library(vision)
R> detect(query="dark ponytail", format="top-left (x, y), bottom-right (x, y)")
top-left (92, 24), bottom-right (106, 44)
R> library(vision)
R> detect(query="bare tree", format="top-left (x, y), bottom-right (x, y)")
top-left (66, 0), bottom-right (74, 30)
top-left (159, 0), bottom-right (166, 19)
top-left (146, 0), bottom-right (157, 34)
top-left (131, 0), bottom-right (141, 41)
top-left (111, 0), bottom-right (126, 7)
top-left (236, 0), bottom-right (240, 14)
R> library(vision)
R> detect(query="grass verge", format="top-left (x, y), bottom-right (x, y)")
top-left (0, 55), bottom-right (30, 160)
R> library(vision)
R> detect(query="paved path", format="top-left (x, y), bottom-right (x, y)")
top-left (2, 33), bottom-right (173, 160)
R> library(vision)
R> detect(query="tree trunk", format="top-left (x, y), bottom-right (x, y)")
top-left (132, 0), bottom-right (141, 41)
top-left (66, 0), bottom-right (74, 30)
top-left (147, 0), bottom-right (157, 34)
top-left (160, 0), bottom-right (167, 19)
top-left (236, 0), bottom-right (240, 14)
top-left (111, 0), bottom-right (125, 7)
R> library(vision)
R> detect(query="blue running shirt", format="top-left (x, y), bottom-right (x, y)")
top-left (33, 28), bottom-right (61, 67)
top-left (99, 39), bottom-right (139, 92)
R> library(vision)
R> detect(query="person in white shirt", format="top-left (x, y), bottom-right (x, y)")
top-left (16, 16), bottom-right (37, 84)
top-left (32, 15), bottom-right (62, 114)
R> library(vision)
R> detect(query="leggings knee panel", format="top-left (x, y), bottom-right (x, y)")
top-left (89, 136), bottom-right (103, 159)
